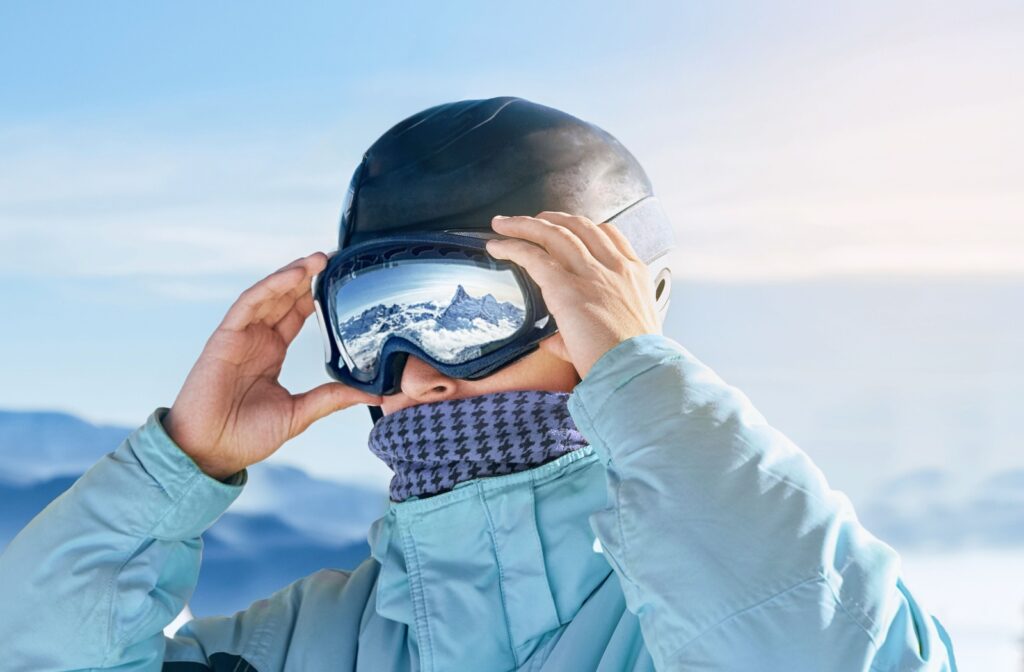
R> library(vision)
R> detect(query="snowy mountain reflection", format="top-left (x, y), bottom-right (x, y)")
top-left (338, 286), bottom-right (525, 373)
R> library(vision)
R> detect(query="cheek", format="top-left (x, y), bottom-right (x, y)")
top-left (504, 348), bottom-right (578, 391)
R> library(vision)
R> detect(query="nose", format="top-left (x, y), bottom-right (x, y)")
top-left (399, 354), bottom-right (460, 402)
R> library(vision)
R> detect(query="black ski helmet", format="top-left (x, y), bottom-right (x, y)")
top-left (336, 96), bottom-right (676, 422)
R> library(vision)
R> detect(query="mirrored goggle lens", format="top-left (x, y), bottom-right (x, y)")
top-left (329, 258), bottom-right (529, 381)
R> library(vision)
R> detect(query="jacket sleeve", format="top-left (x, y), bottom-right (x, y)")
top-left (565, 334), bottom-right (958, 672)
top-left (0, 407), bottom-right (252, 671)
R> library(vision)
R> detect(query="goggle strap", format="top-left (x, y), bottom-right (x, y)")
top-left (607, 196), bottom-right (676, 264)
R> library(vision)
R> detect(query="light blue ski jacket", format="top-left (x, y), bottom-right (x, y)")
top-left (0, 334), bottom-right (957, 671)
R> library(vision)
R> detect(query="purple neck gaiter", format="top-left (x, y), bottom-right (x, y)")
top-left (367, 390), bottom-right (589, 503)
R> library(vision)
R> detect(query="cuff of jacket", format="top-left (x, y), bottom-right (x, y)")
top-left (127, 407), bottom-right (247, 539)
top-left (566, 333), bottom-right (688, 463)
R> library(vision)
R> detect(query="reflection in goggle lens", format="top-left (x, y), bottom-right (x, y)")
top-left (332, 260), bottom-right (527, 379)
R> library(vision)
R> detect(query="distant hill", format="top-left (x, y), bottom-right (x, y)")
top-left (0, 410), bottom-right (388, 617)
top-left (0, 410), bottom-right (131, 485)
top-left (863, 468), bottom-right (1024, 551)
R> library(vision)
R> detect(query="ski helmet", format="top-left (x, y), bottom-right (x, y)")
top-left (334, 96), bottom-right (676, 422)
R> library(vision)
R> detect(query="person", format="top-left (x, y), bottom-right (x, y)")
top-left (0, 97), bottom-right (957, 671)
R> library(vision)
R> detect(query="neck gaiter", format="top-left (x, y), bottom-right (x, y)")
top-left (367, 389), bottom-right (589, 503)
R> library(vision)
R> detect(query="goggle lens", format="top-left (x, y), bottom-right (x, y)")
top-left (329, 258), bottom-right (529, 381)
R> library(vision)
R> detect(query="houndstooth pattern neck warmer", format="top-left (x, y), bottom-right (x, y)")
top-left (367, 390), bottom-right (589, 503)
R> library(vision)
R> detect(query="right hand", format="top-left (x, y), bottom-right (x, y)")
top-left (164, 252), bottom-right (383, 480)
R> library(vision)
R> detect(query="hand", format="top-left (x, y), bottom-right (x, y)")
top-left (164, 252), bottom-right (384, 480)
top-left (485, 212), bottom-right (662, 381)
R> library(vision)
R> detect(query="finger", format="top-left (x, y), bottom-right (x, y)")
top-left (254, 253), bottom-right (326, 325)
top-left (534, 211), bottom-right (625, 270)
top-left (597, 222), bottom-right (642, 262)
top-left (274, 255), bottom-right (308, 274)
top-left (260, 273), bottom-right (316, 330)
top-left (490, 215), bottom-right (594, 274)
top-left (484, 238), bottom-right (571, 289)
top-left (220, 266), bottom-right (307, 331)
top-left (273, 292), bottom-right (316, 345)
top-left (275, 251), bottom-right (328, 276)
top-left (220, 253), bottom-right (324, 332)
top-left (289, 383), bottom-right (383, 438)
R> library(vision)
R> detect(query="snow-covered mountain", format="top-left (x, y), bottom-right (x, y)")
top-left (339, 284), bottom-right (525, 369)
top-left (0, 410), bottom-right (388, 616)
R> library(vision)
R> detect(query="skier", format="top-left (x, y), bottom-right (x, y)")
top-left (0, 97), bottom-right (957, 671)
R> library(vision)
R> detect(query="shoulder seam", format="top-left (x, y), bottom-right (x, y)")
top-left (662, 572), bottom-right (879, 664)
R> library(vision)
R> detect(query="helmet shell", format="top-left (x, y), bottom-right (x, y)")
top-left (339, 96), bottom-right (657, 249)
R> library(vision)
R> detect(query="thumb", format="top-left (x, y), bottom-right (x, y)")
top-left (290, 383), bottom-right (383, 438)
top-left (538, 331), bottom-right (573, 364)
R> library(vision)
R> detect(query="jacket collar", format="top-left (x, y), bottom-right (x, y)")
top-left (367, 445), bottom-right (611, 672)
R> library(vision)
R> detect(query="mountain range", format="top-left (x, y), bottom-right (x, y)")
top-left (338, 284), bottom-right (525, 367)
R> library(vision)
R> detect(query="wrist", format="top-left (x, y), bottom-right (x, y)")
top-left (163, 409), bottom-right (244, 482)
top-left (190, 455), bottom-right (243, 483)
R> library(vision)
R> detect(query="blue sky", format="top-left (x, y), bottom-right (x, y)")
top-left (1, 1), bottom-right (1022, 487)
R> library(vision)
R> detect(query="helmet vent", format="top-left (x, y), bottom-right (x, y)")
top-left (652, 266), bottom-right (672, 313)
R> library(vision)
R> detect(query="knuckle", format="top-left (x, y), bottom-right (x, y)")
top-left (275, 257), bottom-right (304, 274)
top-left (547, 223), bottom-right (577, 242)
top-left (606, 256), bottom-right (630, 273)
top-left (503, 239), bottom-right (540, 261)
top-left (238, 286), bottom-right (262, 303)
top-left (542, 259), bottom-right (564, 276)
top-left (538, 210), bottom-right (591, 225)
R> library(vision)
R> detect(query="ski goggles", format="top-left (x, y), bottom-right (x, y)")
top-left (312, 230), bottom-right (558, 396)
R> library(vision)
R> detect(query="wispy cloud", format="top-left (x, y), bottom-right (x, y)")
top-left (0, 128), bottom-right (348, 285)
top-left (1, 2), bottom-right (1021, 288)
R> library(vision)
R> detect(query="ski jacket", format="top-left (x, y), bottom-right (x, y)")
top-left (0, 334), bottom-right (958, 671)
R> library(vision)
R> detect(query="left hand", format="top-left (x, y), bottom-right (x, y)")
top-left (485, 211), bottom-right (662, 380)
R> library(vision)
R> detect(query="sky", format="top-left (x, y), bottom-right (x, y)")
top-left (2, 7), bottom-right (1023, 662)
top-left (1, 0), bottom-right (1022, 488)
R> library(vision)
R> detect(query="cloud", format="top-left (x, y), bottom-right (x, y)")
top-left (2, 6), bottom-right (1022, 287)
top-left (0, 128), bottom-right (347, 285)
top-left (862, 468), bottom-right (1024, 550)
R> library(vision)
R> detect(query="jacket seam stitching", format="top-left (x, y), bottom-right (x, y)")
top-left (570, 389), bottom-right (639, 588)
top-left (247, 596), bottom-right (278, 672)
top-left (478, 484), bottom-right (521, 669)
top-left (822, 568), bottom-right (885, 649)
top-left (587, 353), bottom-right (685, 419)
top-left (661, 571), bottom-right (884, 666)
top-left (737, 434), bottom-right (886, 639)
top-left (662, 573), bottom-right (832, 662)
top-left (569, 386), bottom-right (648, 628)
top-left (404, 527), bottom-right (435, 671)
top-left (100, 465), bottom-right (205, 666)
